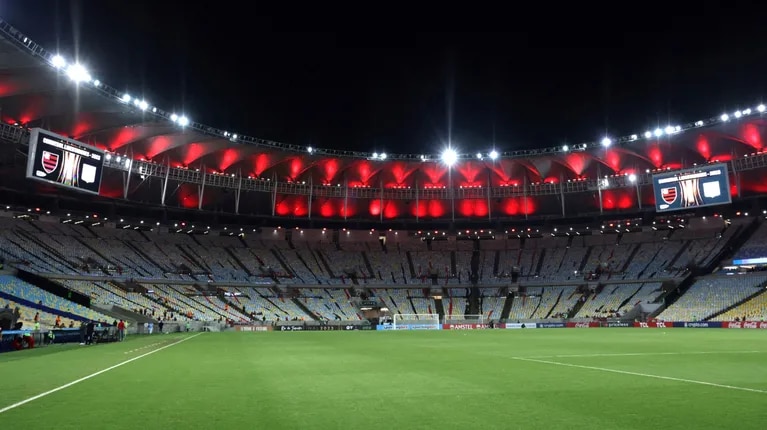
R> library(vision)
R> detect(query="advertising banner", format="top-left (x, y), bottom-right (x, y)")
top-left (675, 322), bottom-right (722, 328)
top-left (566, 322), bottom-right (601, 328)
top-left (443, 324), bottom-right (489, 330)
top-left (633, 321), bottom-right (672, 328)
top-left (235, 325), bottom-right (272, 332)
top-left (504, 323), bottom-right (537, 329)
top-left (722, 321), bottom-right (767, 329)
top-left (376, 324), bottom-right (440, 330)
top-left (278, 325), bottom-right (373, 331)
top-left (538, 323), bottom-right (566, 328)
top-left (606, 322), bottom-right (631, 328)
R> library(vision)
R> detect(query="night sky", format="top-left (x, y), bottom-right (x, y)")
top-left (3, 1), bottom-right (767, 156)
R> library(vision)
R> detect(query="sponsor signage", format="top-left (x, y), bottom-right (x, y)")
top-left (677, 322), bottom-right (722, 328)
top-left (538, 323), bottom-right (565, 328)
top-left (606, 322), bottom-right (631, 327)
top-left (235, 325), bottom-right (271, 332)
top-left (566, 322), bottom-right (601, 328)
top-left (443, 324), bottom-right (488, 330)
top-left (633, 321), bottom-right (671, 328)
top-left (504, 323), bottom-right (537, 329)
top-left (278, 325), bottom-right (373, 331)
top-left (722, 321), bottom-right (767, 329)
top-left (375, 324), bottom-right (440, 330)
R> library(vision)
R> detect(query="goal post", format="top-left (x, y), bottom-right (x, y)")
top-left (442, 314), bottom-right (486, 325)
top-left (392, 313), bottom-right (440, 330)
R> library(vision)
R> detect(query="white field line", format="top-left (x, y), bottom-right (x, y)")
top-left (511, 355), bottom-right (767, 394)
top-left (524, 350), bottom-right (764, 359)
top-left (0, 332), bottom-right (203, 414)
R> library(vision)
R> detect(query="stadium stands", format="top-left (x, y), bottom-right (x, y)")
top-left (0, 212), bottom-right (765, 327)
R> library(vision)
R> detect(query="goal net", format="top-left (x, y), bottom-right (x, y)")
top-left (442, 314), bottom-right (486, 325)
top-left (392, 314), bottom-right (441, 330)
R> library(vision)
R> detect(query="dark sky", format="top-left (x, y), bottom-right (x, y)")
top-left (3, 1), bottom-right (767, 155)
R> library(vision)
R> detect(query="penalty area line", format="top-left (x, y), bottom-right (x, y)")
top-left (0, 332), bottom-right (204, 415)
top-left (510, 356), bottom-right (767, 394)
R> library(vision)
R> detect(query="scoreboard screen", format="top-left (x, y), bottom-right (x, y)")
top-left (26, 128), bottom-right (104, 195)
top-left (652, 163), bottom-right (731, 212)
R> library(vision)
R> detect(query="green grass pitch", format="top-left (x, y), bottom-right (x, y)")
top-left (1, 329), bottom-right (766, 429)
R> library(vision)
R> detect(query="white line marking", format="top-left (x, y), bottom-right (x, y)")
top-left (0, 333), bottom-right (203, 414)
top-left (526, 350), bottom-right (763, 359)
top-left (511, 356), bottom-right (767, 394)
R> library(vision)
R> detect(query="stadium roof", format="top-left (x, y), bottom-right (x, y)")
top-left (2, 17), bottom-right (767, 221)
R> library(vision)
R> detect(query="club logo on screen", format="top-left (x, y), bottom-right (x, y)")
top-left (41, 151), bottom-right (59, 174)
top-left (661, 187), bottom-right (677, 204)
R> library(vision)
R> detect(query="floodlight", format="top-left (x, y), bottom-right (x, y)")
top-left (177, 116), bottom-right (189, 127)
top-left (380, 153), bottom-right (387, 160)
top-left (628, 173), bottom-right (637, 183)
top-left (51, 54), bottom-right (66, 68)
top-left (644, 131), bottom-right (652, 138)
top-left (66, 63), bottom-right (91, 83)
top-left (372, 152), bottom-right (378, 159)
top-left (734, 110), bottom-right (742, 118)
top-left (139, 100), bottom-right (148, 111)
top-left (562, 145), bottom-right (569, 152)
top-left (122, 94), bottom-right (132, 103)
top-left (600, 137), bottom-right (612, 147)
top-left (489, 150), bottom-right (498, 160)
top-left (307, 146), bottom-right (313, 153)
top-left (721, 113), bottom-right (729, 121)
top-left (654, 128), bottom-right (663, 137)
top-left (664, 125), bottom-right (674, 134)
top-left (476, 152), bottom-right (482, 159)
top-left (758, 104), bottom-right (766, 113)
top-left (441, 148), bottom-right (458, 166)
top-left (170, 113), bottom-right (178, 122)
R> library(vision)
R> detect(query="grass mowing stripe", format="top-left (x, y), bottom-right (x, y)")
top-left (0, 332), bottom-right (203, 414)
top-left (525, 350), bottom-right (764, 358)
top-left (511, 355), bottom-right (767, 394)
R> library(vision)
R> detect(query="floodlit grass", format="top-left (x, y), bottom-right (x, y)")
top-left (1, 329), bottom-right (766, 429)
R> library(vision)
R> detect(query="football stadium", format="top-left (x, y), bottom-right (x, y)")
top-left (0, 14), bottom-right (766, 430)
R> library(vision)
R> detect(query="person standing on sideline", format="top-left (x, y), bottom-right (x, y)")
top-left (158, 319), bottom-right (164, 333)
top-left (148, 322), bottom-right (154, 335)
top-left (117, 320), bottom-right (126, 341)
top-left (85, 320), bottom-right (95, 345)
top-left (79, 321), bottom-right (87, 345)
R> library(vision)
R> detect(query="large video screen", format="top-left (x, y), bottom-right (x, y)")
top-left (652, 163), bottom-right (731, 212)
top-left (26, 128), bottom-right (104, 195)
